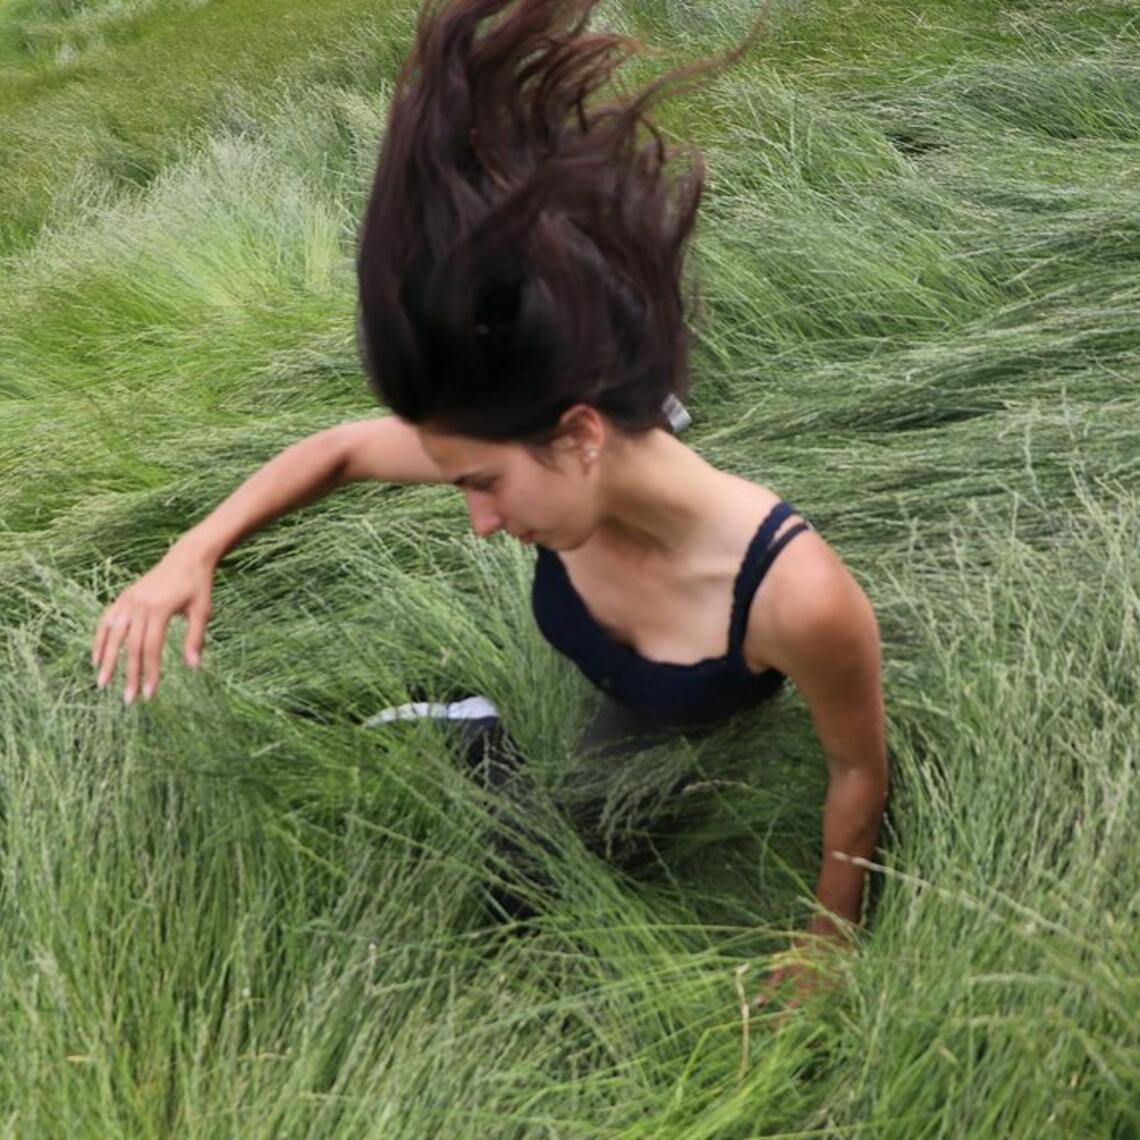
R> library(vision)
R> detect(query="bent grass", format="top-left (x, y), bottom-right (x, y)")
top-left (1, 0), bottom-right (1139, 1135)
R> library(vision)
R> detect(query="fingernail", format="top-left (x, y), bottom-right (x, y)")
top-left (124, 689), bottom-right (135, 706)
top-left (143, 683), bottom-right (154, 700)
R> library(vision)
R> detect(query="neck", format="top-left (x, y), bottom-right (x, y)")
top-left (588, 430), bottom-right (722, 561)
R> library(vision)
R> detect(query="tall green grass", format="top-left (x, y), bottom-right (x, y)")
top-left (2, 0), bottom-right (1138, 1135)
top-left (4, 483), bottom-right (1136, 1136)
top-left (0, 0), bottom-right (417, 254)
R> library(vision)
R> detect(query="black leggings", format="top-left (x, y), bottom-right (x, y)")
top-left (577, 695), bottom-right (702, 758)
top-left (445, 697), bottom-right (689, 908)
top-left (443, 695), bottom-right (891, 926)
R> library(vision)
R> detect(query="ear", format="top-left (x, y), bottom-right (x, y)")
top-left (554, 404), bottom-right (606, 456)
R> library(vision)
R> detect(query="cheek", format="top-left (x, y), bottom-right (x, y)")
top-left (540, 486), bottom-right (586, 526)
top-left (504, 463), bottom-right (579, 521)
top-left (503, 485), bottom-right (543, 520)
top-left (499, 486), bottom-right (542, 525)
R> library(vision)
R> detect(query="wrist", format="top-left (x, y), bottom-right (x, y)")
top-left (170, 526), bottom-right (223, 569)
top-left (803, 912), bottom-right (854, 946)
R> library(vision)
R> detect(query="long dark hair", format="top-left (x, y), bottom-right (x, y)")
top-left (357, 0), bottom-right (767, 446)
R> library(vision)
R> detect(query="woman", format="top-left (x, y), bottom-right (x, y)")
top-left (91, 0), bottom-right (888, 1004)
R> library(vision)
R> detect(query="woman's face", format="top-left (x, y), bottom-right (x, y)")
top-left (417, 423), bottom-right (599, 549)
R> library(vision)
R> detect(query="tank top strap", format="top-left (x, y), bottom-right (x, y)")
top-left (727, 501), bottom-right (812, 657)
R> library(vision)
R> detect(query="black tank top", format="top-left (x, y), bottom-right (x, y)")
top-left (531, 500), bottom-right (812, 730)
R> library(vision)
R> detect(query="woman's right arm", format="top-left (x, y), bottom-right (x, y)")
top-left (92, 416), bottom-right (444, 703)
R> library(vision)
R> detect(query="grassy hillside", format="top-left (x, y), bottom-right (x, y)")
top-left (1, 1), bottom-right (1138, 1135)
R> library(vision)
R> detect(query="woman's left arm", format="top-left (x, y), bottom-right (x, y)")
top-left (750, 552), bottom-right (889, 943)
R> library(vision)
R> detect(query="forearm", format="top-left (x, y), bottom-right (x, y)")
top-left (177, 426), bottom-right (350, 566)
top-left (808, 766), bottom-right (889, 938)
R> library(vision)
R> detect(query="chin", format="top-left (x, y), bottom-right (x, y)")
top-left (550, 530), bottom-right (592, 552)
top-left (531, 516), bottom-right (595, 551)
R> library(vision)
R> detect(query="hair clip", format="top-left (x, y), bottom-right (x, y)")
top-left (662, 394), bottom-right (692, 434)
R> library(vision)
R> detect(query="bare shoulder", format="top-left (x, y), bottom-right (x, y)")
top-left (336, 415), bottom-right (448, 485)
top-left (742, 516), bottom-right (879, 676)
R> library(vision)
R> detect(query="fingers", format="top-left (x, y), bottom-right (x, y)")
top-left (91, 615), bottom-right (112, 674)
top-left (94, 604), bottom-right (171, 703)
top-left (753, 980), bottom-right (781, 1011)
top-left (122, 613), bottom-right (149, 706)
top-left (183, 602), bottom-right (209, 670)
top-left (141, 612), bottom-right (171, 700)
top-left (94, 610), bottom-right (133, 693)
top-left (752, 964), bottom-right (797, 1012)
top-left (95, 601), bottom-right (209, 700)
top-left (93, 564), bottom-right (213, 701)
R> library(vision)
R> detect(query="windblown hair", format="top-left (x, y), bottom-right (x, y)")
top-left (357, 0), bottom-right (766, 444)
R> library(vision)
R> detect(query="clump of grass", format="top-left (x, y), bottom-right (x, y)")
top-left (2, 0), bottom-right (1139, 1134)
top-left (0, 0), bottom-right (189, 69)
top-left (3, 480), bottom-right (1136, 1136)
top-left (0, 0), bottom-right (416, 254)
top-left (0, 84), bottom-right (392, 540)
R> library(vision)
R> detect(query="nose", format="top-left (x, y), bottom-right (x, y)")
top-left (465, 492), bottom-right (503, 538)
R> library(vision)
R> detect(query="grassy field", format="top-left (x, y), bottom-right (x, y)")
top-left (1, 0), bottom-right (1138, 1135)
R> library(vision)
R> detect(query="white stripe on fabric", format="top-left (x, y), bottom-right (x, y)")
top-left (364, 695), bottom-right (500, 727)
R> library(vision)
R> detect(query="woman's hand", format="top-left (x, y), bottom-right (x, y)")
top-left (91, 542), bottom-right (217, 704)
top-left (752, 926), bottom-right (850, 1018)
top-left (753, 955), bottom-right (824, 1015)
